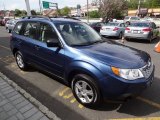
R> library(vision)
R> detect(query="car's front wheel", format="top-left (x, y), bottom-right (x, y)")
top-left (15, 51), bottom-right (28, 71)
top-left (71, 74), bottom-right (101, 107)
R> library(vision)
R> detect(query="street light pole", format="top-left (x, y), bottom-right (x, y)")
top-left (87, 0), bottom-right (89, 23)
top-left (25, 0), bottom-right (31, 16)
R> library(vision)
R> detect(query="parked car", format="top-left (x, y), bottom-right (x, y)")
top-left (141, 17), bottom-right (154, 22)
top-left (6, 19), bottom-right (17, 33)
top-left (124, 21), bottom-right (159, 42)
top-left (1, 17), bottom-right (10, 26)
top-left (100, 22), bottom-right (126, 38)
top-left (90, 22), bottom-right (106, 33)
top-left (10, 16), bottom-right (154, 106)
top-left (0, 16), bottom-right (4, 26)
top-left (124, 16), bottom-right (140, 24)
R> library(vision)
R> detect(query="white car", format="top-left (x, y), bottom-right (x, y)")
top-left (100, 22), bottom-right (126, 38)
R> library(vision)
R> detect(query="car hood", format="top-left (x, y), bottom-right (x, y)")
top-left (75, 41), bottom-right (149, 69)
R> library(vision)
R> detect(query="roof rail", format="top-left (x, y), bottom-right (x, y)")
top-left (21, 15), bottom-right (52, 21)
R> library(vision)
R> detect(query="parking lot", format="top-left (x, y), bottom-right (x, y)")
top-left (0, 26), bottom-right (160, 120)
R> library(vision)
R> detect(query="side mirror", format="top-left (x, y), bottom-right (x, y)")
top-left (46, 39), bottom-right (60, 47)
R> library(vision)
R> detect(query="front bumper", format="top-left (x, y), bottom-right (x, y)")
top-left (100, 65), bottom-right (155, 101)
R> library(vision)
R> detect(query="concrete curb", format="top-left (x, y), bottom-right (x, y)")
top-left (0, 72), bottom-right (61, 120)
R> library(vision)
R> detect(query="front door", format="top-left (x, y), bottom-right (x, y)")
top-left (34, 22), bottom-right (65, 78)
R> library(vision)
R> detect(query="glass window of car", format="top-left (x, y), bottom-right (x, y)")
top-left (124, 16), bottom-right (129, 20)
top-left (55, 22), bottom-right (102, 46)
top-left (130, 22), bottom-right (150, 27)
top-left (39, 23), bottom-right (59, 42)
top-left (23, 22), bottom-right (38, 39)
top-left (106, 22), bottom-right (119, 26)
top-left (151, 22), bottom-right (156, 29)
top-left (13, 22), bottom-right (23, 35)
top-left (130, 17), bottom-right (140, 20)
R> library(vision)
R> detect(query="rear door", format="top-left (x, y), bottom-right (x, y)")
top-left (20, 21), bottom-right (39, 63)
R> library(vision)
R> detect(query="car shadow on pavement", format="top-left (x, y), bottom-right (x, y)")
top-left (126, 37), bottom-right (160, 44)
top-left (93, 76), bottom-right (160, 117)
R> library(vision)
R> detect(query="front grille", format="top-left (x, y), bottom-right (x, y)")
top-left (140, 61), bottom-right (153, 79)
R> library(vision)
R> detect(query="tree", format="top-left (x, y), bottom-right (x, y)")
top-left (14, 9), bottom-right (22, 17)
top-left (89, 10), bottom-right (100, 18)
top-left (60, 7), bottom-right (71, 16)
top-left (99, 0), bottom-right (128, 20)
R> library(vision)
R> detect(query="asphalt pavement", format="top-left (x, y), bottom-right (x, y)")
top-left (0, 26), bottom-right (160, 120)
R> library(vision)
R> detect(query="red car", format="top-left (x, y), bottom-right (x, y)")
top-left (1, 18), bottom-right (10, 26)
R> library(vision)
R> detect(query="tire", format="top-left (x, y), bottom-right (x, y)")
top-left (71, 74), bottom-right (101, 107)
top-left (15, 51), bottom-right (28, 71)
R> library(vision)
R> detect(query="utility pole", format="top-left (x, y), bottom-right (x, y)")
top-left (25, 0), bottom-right (31, 16)
top-left (87, 0), bottom-right (89, 23)
top-left (39, 0), bottom-right (42, 15)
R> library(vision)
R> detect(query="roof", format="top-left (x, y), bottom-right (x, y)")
top-left (18, 16), bottom-right (81, 24)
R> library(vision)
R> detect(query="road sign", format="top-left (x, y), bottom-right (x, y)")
top-left (42, 1), bottom-right (49, 9)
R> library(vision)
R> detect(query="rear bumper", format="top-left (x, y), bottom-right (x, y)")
top-left (124, 33), bottom-right (149, 40)
top-left (100, 31), bottom-right (119, 37)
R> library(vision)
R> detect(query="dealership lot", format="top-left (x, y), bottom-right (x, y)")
top-left (0, 26), bottom-right (160, 120)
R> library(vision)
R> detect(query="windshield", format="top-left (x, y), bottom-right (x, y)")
top-left (106, 22), bottom-right (119, 26)
top-left (130, 23), bottom-right (150, 27)
top-left (54, 22), bottom-right (103, 46)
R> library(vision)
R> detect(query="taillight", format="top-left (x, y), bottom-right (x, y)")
top-left (113, 27), bottom-right (119, 31)
top-left (125, 27), bottom-right (130, 31)
top-left (142, 28), bottom-right (151, 32)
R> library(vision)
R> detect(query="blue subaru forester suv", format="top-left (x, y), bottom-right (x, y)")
top-left (10, 16), bottom-right (154, 107)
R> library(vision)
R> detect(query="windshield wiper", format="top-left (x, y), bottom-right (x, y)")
top-left (90, 40), bottom-right (105, 45)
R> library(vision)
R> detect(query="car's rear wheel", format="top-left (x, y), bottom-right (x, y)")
top-left (71, 74), bottom-right (101, 107)
top-left (15, 51), bottom-right (28, 71)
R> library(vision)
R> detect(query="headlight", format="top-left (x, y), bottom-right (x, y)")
top-left (111, 67), bottom-right (144, 80)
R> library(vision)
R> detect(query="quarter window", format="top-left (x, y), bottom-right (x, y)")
top-left (14, 22), bottom-right (23, 35)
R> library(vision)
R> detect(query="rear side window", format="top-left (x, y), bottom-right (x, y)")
top-left (14, 22), bottom-right (23, 34)
top-left (23, 22), bottom-right (38, 39)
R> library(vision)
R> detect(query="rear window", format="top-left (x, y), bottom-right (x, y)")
top-left (13, 22), bottom-right (23, 34)
top-left (106, 23), bottom-right (119, 26)
top-left (130, 17), bottom-right (139, 20)
top-left (124, 16), bottom-right (129, 20)
top-left (130, 23), bottom-right (150, 27)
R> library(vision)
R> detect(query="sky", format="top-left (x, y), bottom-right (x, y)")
top-left (0, 0), bottom-right (92, 11)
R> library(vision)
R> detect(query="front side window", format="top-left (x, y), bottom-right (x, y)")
top-left (55, 22), bottom-right (102, 46)
top-left (14, 22), bottom-right (23, 35)
top-left (39, 23), bottom-right (58, 42)
top-left (23, 22), bottom-right (38, 39)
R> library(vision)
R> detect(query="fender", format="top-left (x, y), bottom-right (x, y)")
top-left (65, 60), bottom-right (105, 84)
